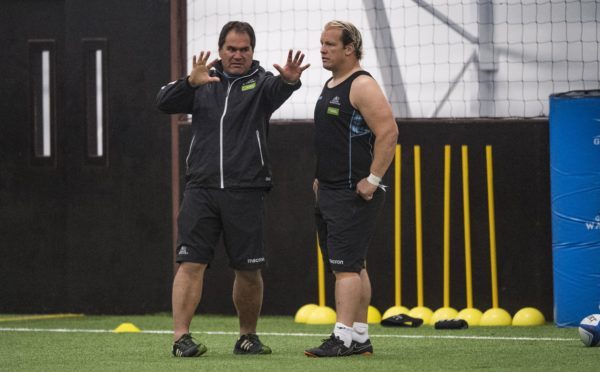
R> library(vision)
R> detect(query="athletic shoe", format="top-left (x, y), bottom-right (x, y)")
top-left (304, 334), bottom-right (354, 357)
top-left (233, 334), bottom-right (272, 355)
top-left (351, 339), bottom-right (373, 356)
top-left (172, 333), bottom-right (207, 357)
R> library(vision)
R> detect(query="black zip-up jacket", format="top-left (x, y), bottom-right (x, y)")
top-left (156, 60), bottom-right (301, 190)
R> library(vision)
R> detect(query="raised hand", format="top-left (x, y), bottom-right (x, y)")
top-left (273, 50), bottom-right (310, 84)
top-left (188, 51), bottom-right (221, 86)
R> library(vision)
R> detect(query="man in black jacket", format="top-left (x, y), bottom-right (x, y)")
top-left (156, 21), bottom-right (309, 357)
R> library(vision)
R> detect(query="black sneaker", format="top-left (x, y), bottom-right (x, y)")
top-left (172, 333), bottom-right (207, 357)
top-left (304, 334), bottom-right (354, 357)
top-left (233, 334), bottom-right (272, 355)
top-left (351, 339), bottom-right (373, 355)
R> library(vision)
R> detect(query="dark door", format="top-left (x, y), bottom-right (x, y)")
top-left (0, 0), bottom-right (68, 312)
top-left (0, 0), bottom-right (173, 313)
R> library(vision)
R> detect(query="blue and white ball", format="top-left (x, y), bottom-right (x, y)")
top-left (578, 314), bottom-right (600, 347)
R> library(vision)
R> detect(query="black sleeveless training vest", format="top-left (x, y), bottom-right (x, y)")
top-left (314, 70), bottom-right (375, 189)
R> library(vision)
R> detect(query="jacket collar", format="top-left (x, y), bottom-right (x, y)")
top-left (214, 60), bottom-right (262, 78)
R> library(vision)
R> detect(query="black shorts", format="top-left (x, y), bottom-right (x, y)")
top-left (176, 188), bottom-right (267, 270)
top-left (315, 188), bottom-right (385, 273)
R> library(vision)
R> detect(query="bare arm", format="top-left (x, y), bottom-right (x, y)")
top-left (350, 75), bottom-right (399, 200)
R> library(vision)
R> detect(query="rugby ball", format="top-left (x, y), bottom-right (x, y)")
top-left (578, 314), bottom-right (600, 347)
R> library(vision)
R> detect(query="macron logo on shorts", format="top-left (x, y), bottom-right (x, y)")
top-left (179, 246), bottom-right (189, 255)
top-left (247, 257), bottom-right (265, 264)
top-left (329, 258), bottom-right (344, 265)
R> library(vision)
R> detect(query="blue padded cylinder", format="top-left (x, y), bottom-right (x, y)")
top-left (550, 90), bottom-right (600, 327)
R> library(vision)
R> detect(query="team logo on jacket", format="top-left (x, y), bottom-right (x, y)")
top-left (241, 79), bottom-right (256, 91)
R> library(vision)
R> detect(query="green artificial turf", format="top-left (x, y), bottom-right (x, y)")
top-left (0, 314), bottom-right (595, 371)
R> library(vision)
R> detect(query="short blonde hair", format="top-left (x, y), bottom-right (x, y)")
top-left (324, 20), bottom-right (363, 60)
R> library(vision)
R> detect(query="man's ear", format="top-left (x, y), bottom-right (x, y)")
top-left (345, 44), bottom-right (354, 56)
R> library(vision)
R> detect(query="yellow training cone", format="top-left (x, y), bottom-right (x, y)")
top-left (480, 308), bottom-right (512, 326)
top-left (294, 303), bottom-right (319, 323)
top-left (431, 307), bottom-right (459, 323)
top-left (457, 308), bottom-right (483, 326)
top-left (512, 307), bottom-right (545, 326)
top-left (113, 322), bottom-right (141, 333)
top-left (382, 305), bottom-right (410, 320)
top-left (409, 306), bottom-right (433, 325)
top-left (306, 306), bottom-right (336, 324)
top-left (367, 306), bottom-right (382, 324)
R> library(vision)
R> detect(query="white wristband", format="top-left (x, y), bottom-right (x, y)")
top-left (366, 173), bottom-right (382, 186)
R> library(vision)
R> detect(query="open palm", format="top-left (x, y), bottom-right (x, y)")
top-left (273, 50), bottom-right (310, 84)
top-left (189, 51), bottom-right (221, 86)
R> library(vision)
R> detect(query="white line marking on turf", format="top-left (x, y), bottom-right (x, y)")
top-left (0, 327), bottom-right (577, 342)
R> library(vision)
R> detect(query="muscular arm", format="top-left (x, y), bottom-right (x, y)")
top-left (350, 75), bottom-right (399, 199)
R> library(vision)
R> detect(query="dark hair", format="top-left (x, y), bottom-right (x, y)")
top-left (218, 21), bottom-right (256, 50)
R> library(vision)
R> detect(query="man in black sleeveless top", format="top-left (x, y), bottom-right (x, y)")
top-left (305, 21), bottom-right (398, 358)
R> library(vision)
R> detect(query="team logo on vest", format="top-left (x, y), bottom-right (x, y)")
top-left (241, 79), bottom-right (256, 91)
top-left (327, 96), bottom-right (341, 116)
top-left (327, 107), bottom-right (340, 116)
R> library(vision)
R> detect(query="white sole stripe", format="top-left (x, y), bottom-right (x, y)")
top-left (0, 327), bottom-right (577, 342)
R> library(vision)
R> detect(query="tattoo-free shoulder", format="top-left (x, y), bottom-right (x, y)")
top-left (350, 74), bottom-right (382, 108)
